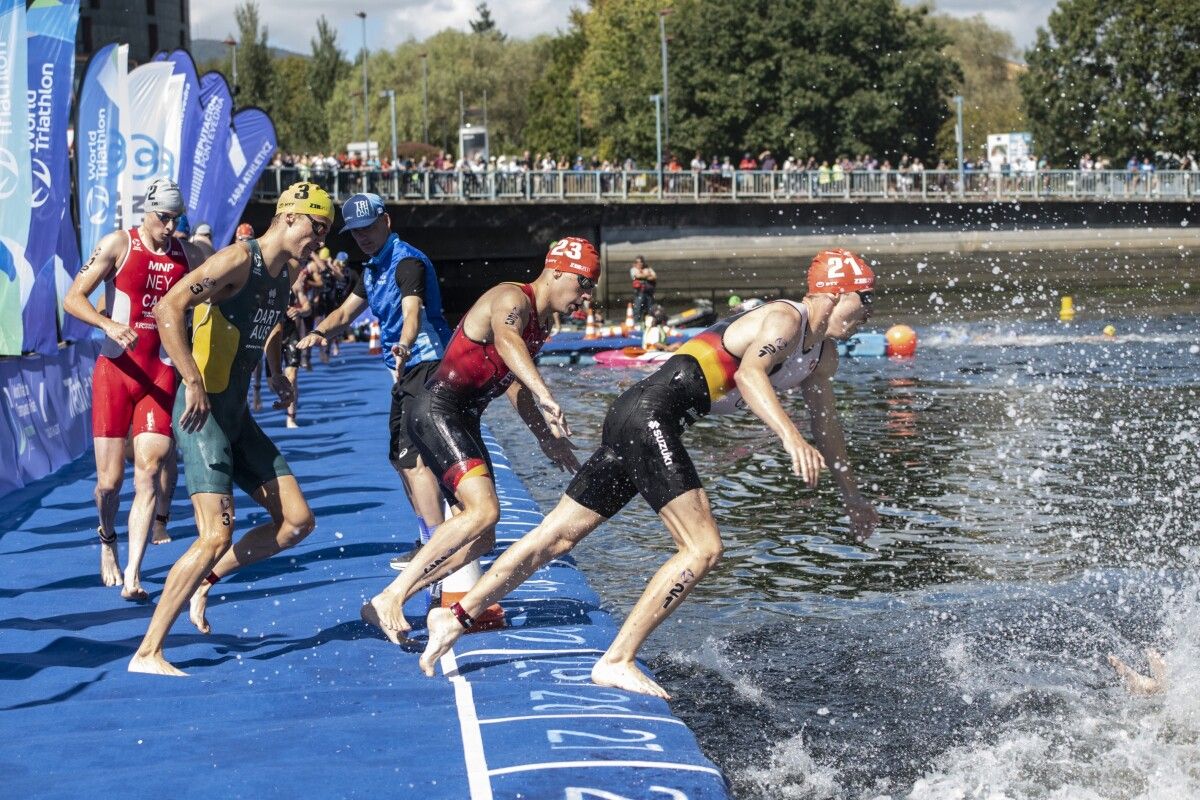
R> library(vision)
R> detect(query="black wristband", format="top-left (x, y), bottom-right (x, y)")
top-left (311, 329), bottom-right (327, 340)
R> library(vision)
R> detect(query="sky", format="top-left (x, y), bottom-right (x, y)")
top-left (191, 0), bottom-right (1060, 60)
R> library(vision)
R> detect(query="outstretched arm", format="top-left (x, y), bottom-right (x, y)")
top-left (800, 345), bottom-right (878, 539)
top-left (296, 292), bottom-right (367, 349)
top-left (733, 305), bottom-right (825, 487)
top-left (506, 381), bottom-right (579, 473)
top-left (489, 287), bottom-right (569, 437)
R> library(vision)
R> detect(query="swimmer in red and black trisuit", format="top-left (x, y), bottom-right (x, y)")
top-left (64, 178), bottom-right (209, 600)
top-left (421, 249), bottom-right (882, 697)
top-left (359, 237), bottom-right (598, 642)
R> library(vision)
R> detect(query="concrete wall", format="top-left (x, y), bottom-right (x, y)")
top-left (244, 200), bottom-right (1200, 315)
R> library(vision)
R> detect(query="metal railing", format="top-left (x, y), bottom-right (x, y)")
top-left (251, 166), bottom-right (1200, 203)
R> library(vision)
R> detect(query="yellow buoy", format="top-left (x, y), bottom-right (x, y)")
top-left (1060, 296), bottom-right (1076, 322)
top-left (1103, 324), bottom-right (1116, 337)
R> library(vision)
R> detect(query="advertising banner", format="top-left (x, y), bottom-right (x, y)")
top-left (166, 50), bottom-right (203, 213)
top-left (190, 71), bottom-right (233, 242)
top-left (23, 0), bottom-right (79, 355)
top-left (76, 42), bottom-right (127, 261)
top-left (121, 61), bottom-right (183, 227)
top-left (0, 0), bottom-right (31, 356)
top-left (215, 107), bottom-right (276, 246)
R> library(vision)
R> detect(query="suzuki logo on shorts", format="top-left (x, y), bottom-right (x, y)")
top-left (30, 158), bottom-right (52, 209)
top-left (86, 185), bottom-right (110, 225)
top-left (0, 147), bottom-right (20, 201)
top-left (647, 419), bottom-right (673, 466)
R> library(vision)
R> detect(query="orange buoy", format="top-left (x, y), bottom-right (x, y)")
top-left (886, 324), bottom-right (917, 357)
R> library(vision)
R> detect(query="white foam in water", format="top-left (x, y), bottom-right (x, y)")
top-left (904, 567), bottom-right (1200, 800)
top-left (737, 732), bottom-right (844, 800)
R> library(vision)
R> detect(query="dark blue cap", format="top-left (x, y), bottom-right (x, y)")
top-left (340, 193), bottom-right (386, 233)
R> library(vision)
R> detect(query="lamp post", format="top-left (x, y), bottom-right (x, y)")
top-left (420, 52), bottom-right (429, 144)
top-left (954, 94), bottom-right (964, 197)
top-left (380, 89), bottom-right (397, 166)
top-left (356, 11), bottom-right (369, 160)
top-left (223, 35), bottom-right (237, 96)
top-left (650, 93), bottom-right (663, 197)
top-left (658, 9), bottom-right (671, 157)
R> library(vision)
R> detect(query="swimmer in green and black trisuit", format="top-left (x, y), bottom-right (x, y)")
top-left (422, 249), bottom-right (882, 698)
top-left (128, 182), bottom-right (334, 676)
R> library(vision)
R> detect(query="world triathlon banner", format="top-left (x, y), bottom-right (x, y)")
top-left (0, 0), bottom-right (32, 357)
top-left (76, 42), bottom-right (127, 264)
top-left (166, 51), bottom-right (202, 203)
top-left (23, 0), bottom-right (79, 356)
top-left (216, 107), bottom-right (277, 246)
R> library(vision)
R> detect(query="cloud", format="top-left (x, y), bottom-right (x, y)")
top-left (192, 0), bottom-right (580, 55)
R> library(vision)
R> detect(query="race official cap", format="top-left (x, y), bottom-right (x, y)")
top-left (544, 236), bottom-right (601, 281)
top-left (276, 182), bottom-right (334, 221)
top-left (193, 222), bottom-right (213, 237)
top-left (340, 193), bottom-right (386, 233)
top-left (144, 178), bottom-right (185, 214)
top-left (807, 248), bottom-right (875, 295)
top-left (235, 223), bottom-right (255, 240)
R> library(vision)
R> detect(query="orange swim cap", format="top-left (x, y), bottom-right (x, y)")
top-left (545, 236), bottom-right (601, 281)
top-left (807, 248), bottom-right (875, 295)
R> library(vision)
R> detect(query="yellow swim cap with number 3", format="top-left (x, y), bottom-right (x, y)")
top-left (276, 182), bottom-right (334, 221)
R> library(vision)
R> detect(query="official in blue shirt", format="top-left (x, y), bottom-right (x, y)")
top-left (297, 193), bottom-right (451, 553)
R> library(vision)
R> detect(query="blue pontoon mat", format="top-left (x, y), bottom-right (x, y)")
top-left (0, 345), bottom-right (729, 799)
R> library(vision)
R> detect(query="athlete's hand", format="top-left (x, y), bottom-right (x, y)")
top-left (784, 434), bottom-right (825, 488)
top-left (535, 394), bottom-right (571, 438)
top-left (104, 321), bottom-right (138, 352)
top-left (268, 374), bottom-right (295, 410)
top-left (178, 378), bottom-right (210, 433)
top-left (540, 435), bottom-right (581, 474)
top-left (286, 306), bottom-right (303, 320)
top-left (844, 495), bottom-right (879, 541)
top-left (295, 333), bottom-right (322, 350)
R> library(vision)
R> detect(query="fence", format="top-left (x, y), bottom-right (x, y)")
top-left (251, 167), bottom-right (1200, 204)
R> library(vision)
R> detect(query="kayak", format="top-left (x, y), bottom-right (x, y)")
top-left (592, 347), bottom-right (675, 367)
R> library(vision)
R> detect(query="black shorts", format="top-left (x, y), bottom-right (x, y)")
top-left (282, 334), bottom-right (302, 369)
top-left (406, 382), bottom-right (494, 504)
top-left (389, 360), bottom-right (440, 469)
top-left (566, 355), bottom-right (709, 518)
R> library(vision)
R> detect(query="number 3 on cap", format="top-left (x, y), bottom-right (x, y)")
top-left (550, 239), bottom-right (583, 260)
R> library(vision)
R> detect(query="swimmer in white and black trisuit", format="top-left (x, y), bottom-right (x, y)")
top-left (421, 248), bottom-right (882, 698)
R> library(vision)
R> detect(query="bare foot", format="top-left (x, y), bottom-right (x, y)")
top-left (420, 607), bottom-right (465, 676)
top-left (128, 652), bottom-right (188, 677)
top-left (121, 581), bottom-right (150, 602)
top-left (251, 395), bottom-right (262, 412)
top-left (286, 416), bottom-right (299, 429)
top-left (189, 585), bottom-right (212, 634)
top-left (360, 595), bottom-right (411, 645)
top-left (1108, 649), bottom-right (1167, 696)
top-left (100, 538), bottom-right (123, 587)
top-left (591, 658), bottom-right (671, 700)
top-left (151, 522), bottom-right (172, 545)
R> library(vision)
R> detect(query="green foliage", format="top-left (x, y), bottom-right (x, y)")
top-left (309, 17), bottom-right (349, 111)
top-left (470, 2), bottom-right (506, 41)
top-left (524, 11), bottom-right (591, 158)
top-left (270, 56), bottom-right (328, 153)
top-left (1020, 0), bottom-right (1200, 164)
top-left (325, 29), bottom-right (541, 156)
top-left (930, 14), bottom-right (1027, 164)
top-left (576, 0), bottom-right (959, 164)
top-left (233, 2), bottom-right (274, 107)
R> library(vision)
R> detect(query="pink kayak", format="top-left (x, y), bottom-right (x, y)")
top-left (593, 347), bottom-right (674, 368)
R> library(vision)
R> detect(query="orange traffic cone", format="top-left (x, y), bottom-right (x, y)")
top-left (441, 558), bottom-right (505, 633)
top-left (623, 302), bottom-right (636, 336)
top-left (368, 320), bottom-right (382, 355)
top-left (584, 309), bottom-right (598, 340)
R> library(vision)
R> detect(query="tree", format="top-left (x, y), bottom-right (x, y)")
top-left (309, 16), bottom-right (348, 110)
top-left (1020, 0), bottom-right (1200, 165)
top-left (271, 55), bottom-right (327, 153)
top-left (525, 11), bottom-right (592, 157)
top-left (470, 2), bottom-right (505, 40)
top-left (576, 0), bottom-right (959, 163)
top-left (931, 14), bottom-right (1027, 165)
top-left (233, 1), bottom-right (274, 107)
